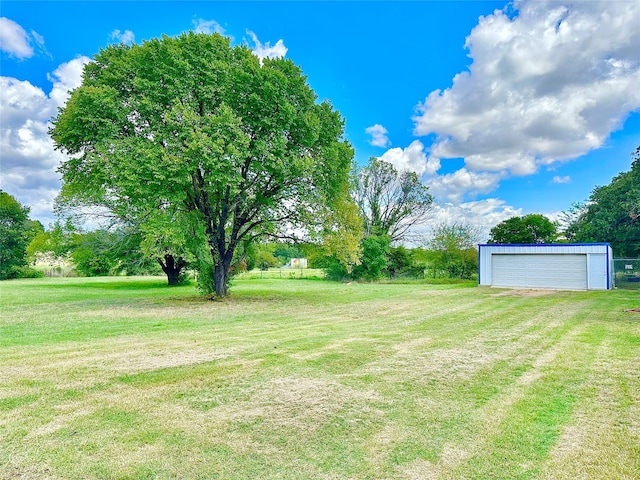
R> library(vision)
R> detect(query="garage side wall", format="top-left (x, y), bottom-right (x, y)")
top-left (478, 244), bottom-right (612, 290)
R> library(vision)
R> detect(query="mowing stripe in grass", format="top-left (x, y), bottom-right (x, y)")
top-left (1, 278), bottom-right (639, 479)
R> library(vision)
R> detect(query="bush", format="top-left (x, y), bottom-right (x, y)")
top-left (352, 235), bottom-right (390, 281)
top-left (196, 261), bottom-right (215, 295)
top-left (323, 256), bottom-right (349, 282)
top-left (2, 265), bottom-right (45, 280)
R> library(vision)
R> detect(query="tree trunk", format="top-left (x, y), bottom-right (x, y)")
top-left (157, 254), bottom-right (185, 286)
top-left (212, 247), bottom-right (235, 297)
top-left (213, 261), bottom-right (228, 296)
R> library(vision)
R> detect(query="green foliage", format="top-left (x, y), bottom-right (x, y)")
top-left (69, 231), bottom-right (118, 276)
top-left (564, 146), bottom-right (640, 256)
top-left (0, 191), bottom-right (42, 280)
top-left (273, 244), bottom-right (303, 265)
top-left (138, 210), bottom-right (199, 284)
top-left (2, 265), bottom-right (45, 280)
top-left (195, 259), bottom-right (215, 295)
top-left (319, 192), bottom-right (364, 275)
top-left (26, 221), bottom-right (73, 264)
top-left (428, 223), bottom-right (480, 279)
top-left (353, 157), bottom-right (433, 242)
top-left (488, 214), bottom-right (558, 244)
top-left (386, 246), bottom-right (412, 279)
top-left (353, 234), bottom-right (390, 281)
top-left (322, 256), bottom-right (350, 281)
top-left (247, 243), bottom-right (281, 271)
top-left (51, 33), bottom-right (353, 297)
top-left (407, 248), bottom-right (431, 278)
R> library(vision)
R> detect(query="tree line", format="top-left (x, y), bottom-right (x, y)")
top-left (2, 33), bottom-right (638, 288)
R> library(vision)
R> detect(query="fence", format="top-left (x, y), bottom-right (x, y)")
top-left (613, 258), bottom-right (640, 290)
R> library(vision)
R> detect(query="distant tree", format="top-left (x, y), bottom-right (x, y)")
top-left (54, 197), bottom-right (196, 285)
top-left (353, 157), bottom-right (433, 243)
top-left (488, 214), bottom-right (558, 244)
top-left (352, 234), bottom-right (390, 281)
top-left (246, 243), bottom-right (280, 271)
top-left (564, 146), bottom-right (640, 256)
top-left (26, 221), bottom-right (73, 263)
top-left (387, 245), bottom-right (412, 278)
top-left (319, 192), bottom-right (364, 278)
top-left (138, 210), bottom-right (200, 285)
top-left (408, 247), bottom-right (431, 278)
top-left (51, 33), bottom-right (353, 297)
top-left (0, 191), bottom-right (43, 279)
top-left (68, 230), bottom-right (119, 276)
top-left (428, 223), bottom-right (480, 279)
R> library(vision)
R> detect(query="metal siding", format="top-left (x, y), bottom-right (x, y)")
top-left (477, 243), bottom-right (611, 290)
top-left (492, 254), bottom-right (588, 290)
top-left (588, 254), bottom-right (608, 290)
top-left (477, 244), bottom-right (609, 255)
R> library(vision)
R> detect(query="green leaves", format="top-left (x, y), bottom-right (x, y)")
top-left (51, 32), bottom-right (352, 295)
top-left (488, 214), bottom-right (558, 244)
top-left (564, 146), bottom-right (640, 256)
top-left (0, 191), bottom-right (35, 279)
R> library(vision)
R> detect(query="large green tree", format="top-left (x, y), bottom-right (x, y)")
top-left (353, 157), bottom-right (433, 243)
top-left (488, 214), bottom-right (558, 244)
top-left (565, 146), bottom-right (640, 257)
top-left (50, 33), bottom-right (353, 296)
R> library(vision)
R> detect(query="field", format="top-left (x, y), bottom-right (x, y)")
top-left (1, 277), bottom-right (639, 480)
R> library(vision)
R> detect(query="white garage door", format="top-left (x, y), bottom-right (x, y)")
top-left (491, 254), bottom-right (587, 290)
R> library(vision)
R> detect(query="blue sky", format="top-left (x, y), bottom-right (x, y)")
top-left (1, 0), bottom-right (639, 241)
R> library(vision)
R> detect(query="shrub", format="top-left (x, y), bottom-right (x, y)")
top-left (3, 266), bottom-right (45, 279)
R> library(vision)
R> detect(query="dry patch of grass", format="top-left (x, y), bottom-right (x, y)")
top-left (489, 288), bottom-right (559, 297)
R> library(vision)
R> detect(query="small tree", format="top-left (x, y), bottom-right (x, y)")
top-left (0, 191), bottom-right (43, 279)
top-left (69, 230), bottom-right (119, 276)
top-left (319, 192), bottom-right (364, 279)
top-left (246, 243), bottom-right (280, 271)
top-left (428, 223), bottom-right (480, 279)
top-left (352, 234), bottom-right (390, 281)
top-left (488, 214), bottom-right (558, 244)
top-left (387, 245), bottom-right (412, 278)
top-left (138, 210), bottom-right (200, 285)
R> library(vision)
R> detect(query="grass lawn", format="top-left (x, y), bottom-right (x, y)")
top-left (1, 276), bottom-right (639, 479)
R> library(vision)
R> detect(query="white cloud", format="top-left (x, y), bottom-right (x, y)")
top-left (427, 168), bottom-right (505, 204)
top-left (0, 17), bottom-right (47, 59)
top-left (377, 140), bottom-right (500, 203)
top-left (434, 199), bottom-right (523, 239)
top-left (110, 29), bottom-right (135, 44)
top-left (30, 29), bottom-right (45, 49)
top-left (552, 175), bottom-right (571, 184)
top-left (379, 140), bottom-right (429, 177)
top-left (0, 56), bottom-right (90, 226)
top-left (365, 124), bottom-right (391, 148)
top-left (246, 30), bottom-right (287, 63)
top-left (405, 198), bottom-right (523, 246)
top-left (47, 56), bottom-right (90, 108)
top-left (193, 18), bottom-right (226, 36)
top-left (413, 0), bottom-right (640, 177)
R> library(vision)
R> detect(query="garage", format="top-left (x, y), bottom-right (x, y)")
top-left (478, 244), bottom-right (613, 290)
